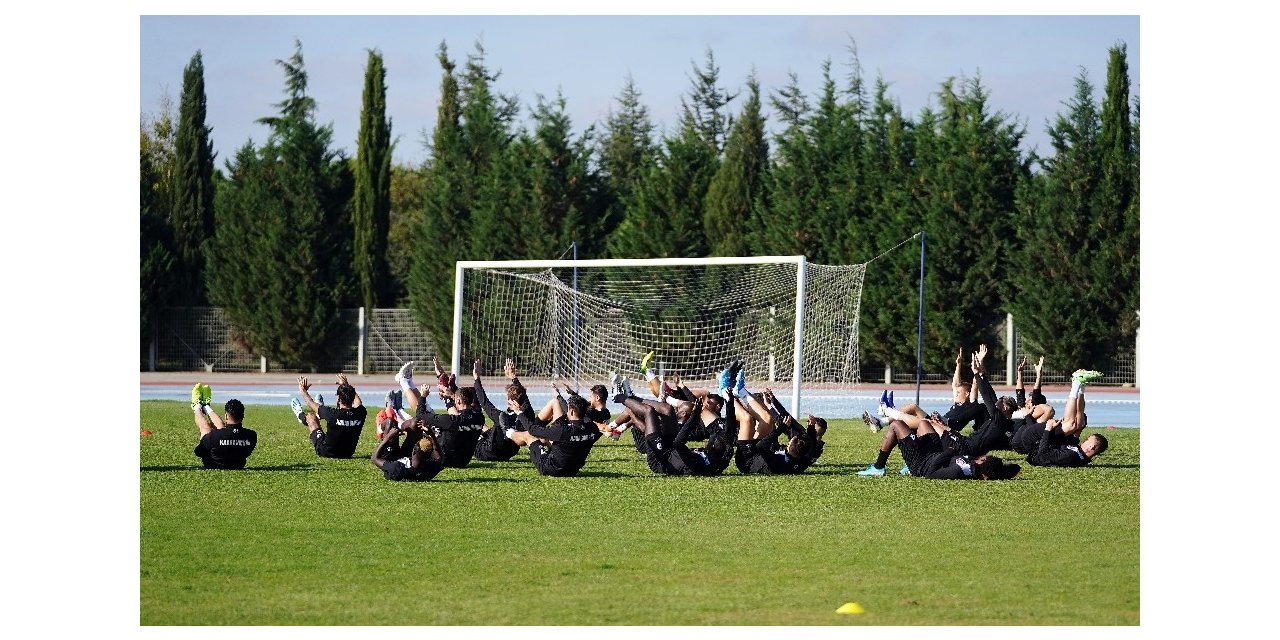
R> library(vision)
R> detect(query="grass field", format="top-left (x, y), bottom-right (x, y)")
top-left (140, 400), bottom-right (1139, 626)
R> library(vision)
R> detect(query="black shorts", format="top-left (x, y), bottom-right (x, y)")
top-left (473, 427), bottom-right (520, 461)
top-left (646, 445), bottom-right (696, 476)
top-left (900, 432), bottom-right (944, 476)
top-left (734, 440), bottom-right (773, 475)
top-left (309, 428), bottom-right (334, 457)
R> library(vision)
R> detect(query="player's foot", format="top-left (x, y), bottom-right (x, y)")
top-left (856, 465), bottom-right (885, 477)
top-left (199, 384), bottom-right (212, 405)
top-left (862, 411), bottom-right (883, 433)
top-left (877, 402), bottom-right (890, 418)
top-left (395, 360), bottom-right (415, 385)
top-left (639, 350), bottom-right (655, 374)
top-left (290, 397), bottom-right (307, 425)
top-left (734, 370), bottom-right (748, 398)
top-left (1072, 369), bottom-right (1104, 384)
top-left (317, 394), bottom-right (326, 408)
top-left (899, 465), bottom-right (911, 475)
top-left (717, 368), bottom-right (733, 395)
top-left (620, 375), bottom-right (633, 398)
top-left (191, 384), bottom-right (205, 412)
top-left (385, 390), bottom-right (396, 408)
top-left (879, 389), bottom-right (888, 405)
top-left (887, 391), bottom-right (894, 408)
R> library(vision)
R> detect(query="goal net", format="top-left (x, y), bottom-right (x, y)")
top-left (452, 256), bottom-right (865, 415)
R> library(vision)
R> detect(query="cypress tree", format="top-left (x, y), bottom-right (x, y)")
top-left (409, 42), bottom-right (468, 352)
top-left (172, 51), bottom-right (217, 306)
top-left (1098, 43), bottom-right (1139, 345)
top-left (914, 75), bottom-right (1028, 373)
top-left (207, 40), bottom-right (354, 369)
top-left (353, 49), bottom-right (394, 312)
top-left (704, 75), bottom-right (768, 257)
top-left (141, 116), bottom-right (176, 338)
top-left (1009, 70), bottom-right (1108, 367)
top-left (600, 76), bottom-right (657, 257)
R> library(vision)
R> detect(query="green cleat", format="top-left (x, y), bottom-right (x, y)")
top-left (200, 384), bottom-right (212, 405)
top-left (1071, 369), bottom-right (1104, 384)
top-left (191, 384), bottom-right (204, 412)
top-left (639, 350), bottom-right (655, 374)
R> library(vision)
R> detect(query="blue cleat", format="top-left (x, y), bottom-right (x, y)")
top-left (856, 465), bottom-right (886, 477)
top-left (899, 465), bottom-right (911, 475)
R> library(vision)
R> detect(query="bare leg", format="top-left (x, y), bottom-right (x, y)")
top-left (304, 412), bottom-right (321, 433)
top-left (194, 409), bottom-right (214, 438)
top-left (537, 395), bottom-right (567, 422)
top-left (508, 430), bottom-right (542, 447)
top-left (897, 403), bottom-right (929, 419)
top-left (735, 399), bottom-right (756, 442)
top-left (1030, 404), bottom-right (1055, 422)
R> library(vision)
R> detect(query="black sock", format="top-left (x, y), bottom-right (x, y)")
top-left (875, 449), bottom-right (891, 469)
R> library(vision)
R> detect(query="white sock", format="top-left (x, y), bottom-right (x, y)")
top-left (504, 428), bottom-right (515, 440)
top-left (399, 375), bottom-right (415, 397)
top-left (396, 408), bottom-right (413, 422)
top-left (645, 369), bottom-right (658, 382)
top-left (1069, 380), bottom-right (1082, 399)
top-left (883, 406), bottom-right (907, 421)
top-left (1011, 408), bottom-right (1028, 419)
top-left (664, 396), bottom-right (683, 408)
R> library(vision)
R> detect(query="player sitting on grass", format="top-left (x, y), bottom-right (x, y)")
top-left (290, 374), bottom-right (367, 458)
top-left (506, 393), bottom-right (604, 477)
top-left (610, 371), bottom-right (734, 476)
top-left (371, 418), bottom-right (444, 482)
top-left (394, 361), bottom-right (487, 468)
top-left (472, 358), bottom-right (532, 462)
top-left (1024, 368), bottom-right (1108, 467)
top-left (190, 383), bottom-right (258, 470)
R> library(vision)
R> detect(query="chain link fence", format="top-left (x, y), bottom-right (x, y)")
top-left (144, 308), bottom-right (1137, 386)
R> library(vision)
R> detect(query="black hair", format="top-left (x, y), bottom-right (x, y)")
top-left (1088, 433), bottom-right (1109, 456)
top-left (706, 433), bottom-right (730, 461)
top-left (336, 384), bottom-right (356, 407)
top-left (704, 394), bottom-right (724, 415)
top-left (590, 384), bottom-right (608, 401)
top-left (786, 435), bottom-right (812, 459)
top-left (566, 395), bottom-right (588, 419)
top-left (1031, 391), bottom-right (1048, 406)
top-left (224, 399), bottom-right (245, 422)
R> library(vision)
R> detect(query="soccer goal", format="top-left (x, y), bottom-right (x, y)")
top-left (452, 256), bottom-right (865, 415)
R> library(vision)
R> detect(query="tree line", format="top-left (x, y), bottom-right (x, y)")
top-left (140, 38), bottom-right (1138, 375)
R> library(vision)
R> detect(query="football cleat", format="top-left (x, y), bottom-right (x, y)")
top-left (856, 465), bottom-right (886, 477)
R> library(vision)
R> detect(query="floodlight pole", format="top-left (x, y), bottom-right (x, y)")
top-left (915, 231), bottom-right (926, 406)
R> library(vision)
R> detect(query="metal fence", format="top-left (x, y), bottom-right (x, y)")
top-left (144, 308), bottom-right (1138, 386)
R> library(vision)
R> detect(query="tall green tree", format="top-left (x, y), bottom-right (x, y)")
top-left (1098, 42), bottom-right (1139, 344)
top-left (386, 162), bottom-right (427, 304)
top-left (1009, 70), bottom-right (1108, 367)
top-left (526, 93), bottom-right (606, 259)
top-left (704, 75), bottom-right (768, 257)
top-left (353, 49), bottom-right (394, 311)
top-left (171, 51), bottom-right (217, 306)
top-left (685, 48), bottom-right (738, 154)
top-left (914, 74), bottom-right (1028, 372)
top-left (600, 76), bottom-right (658, 258)
top-left (141, 105), bottom-right (177, 338)
top-left (206, 40), bottom-right (354, 368)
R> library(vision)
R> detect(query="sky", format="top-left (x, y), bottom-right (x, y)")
top-left (140, 14), bottom-right (1139, 167)
top-left (6, 2), bottom-right (1279, 638)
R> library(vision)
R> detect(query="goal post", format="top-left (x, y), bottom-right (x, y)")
top-left (452, 256), bottom-right (864, 416)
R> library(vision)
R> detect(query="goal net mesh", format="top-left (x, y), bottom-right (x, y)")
top-left (457, 261), bottom-right (865, 395)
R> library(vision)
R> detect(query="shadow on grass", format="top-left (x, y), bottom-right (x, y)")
top-left (568, 470), bottom-right (632, 478)
top-left (140, 463), bottom-right (317, 472)
top-left (1082, 463), bottom-right (1140, 469)
top-left (435, 476), bottom-right (523, 484)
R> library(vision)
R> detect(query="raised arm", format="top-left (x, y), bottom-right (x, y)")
top-left (672, 398), bottom-right (705, 447)
top-left (952, 348), bottom-right (964, 388)
top-left (1032, 356), bottom-right (1044, 395)
top-left (972, 346), bottom-right (998, 417)
top-left (298, 376), bottom-right (320, 412)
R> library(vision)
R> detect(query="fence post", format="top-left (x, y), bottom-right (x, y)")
top-left (357, 306), bottom-right (366, 376)
top-left (261, 356), bottom-right (267, 373)
top-left (1135, 313), bottom-right (1141, 387)
top-left (884, 365), bottom-right (891, 385)
top-left (1006, 312), bottom-right (1015, 386)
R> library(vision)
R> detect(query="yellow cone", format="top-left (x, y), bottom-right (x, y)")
top-left (836, 602), bottom-right (865, 615)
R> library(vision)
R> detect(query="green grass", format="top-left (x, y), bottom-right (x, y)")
top-left (140, 400), bottom-right (1139, 625)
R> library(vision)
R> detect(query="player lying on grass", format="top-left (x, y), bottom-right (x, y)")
top-left (1023, 369), bottom-right (1108, 467)
top-left (866, 417), bottom-right (1020, 480)
top-left (471, 358), bottom-right (532, 462)
top-left (863, 347), bottom-right (983, 434)
top-left (609, 371), bottom-right (733, 476)
top-left (505, 393), bottom-right (604, 477)
top-left (609, 367), bottom-right (711, 454)
top-left (371, 418), bottom-right (444, 481)
top-left (290, 374), bottom-right (367, 458)
top-left (729, 364), bottom-right (827, 475)
top-left (394, 361), bottom-right (486, 468)
top-left (374, 389), bottom-right (413, 440)
top-left (190, 383), bottom-right (258, 470)
top-left (858, 345), bottom-right (1017, 475)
